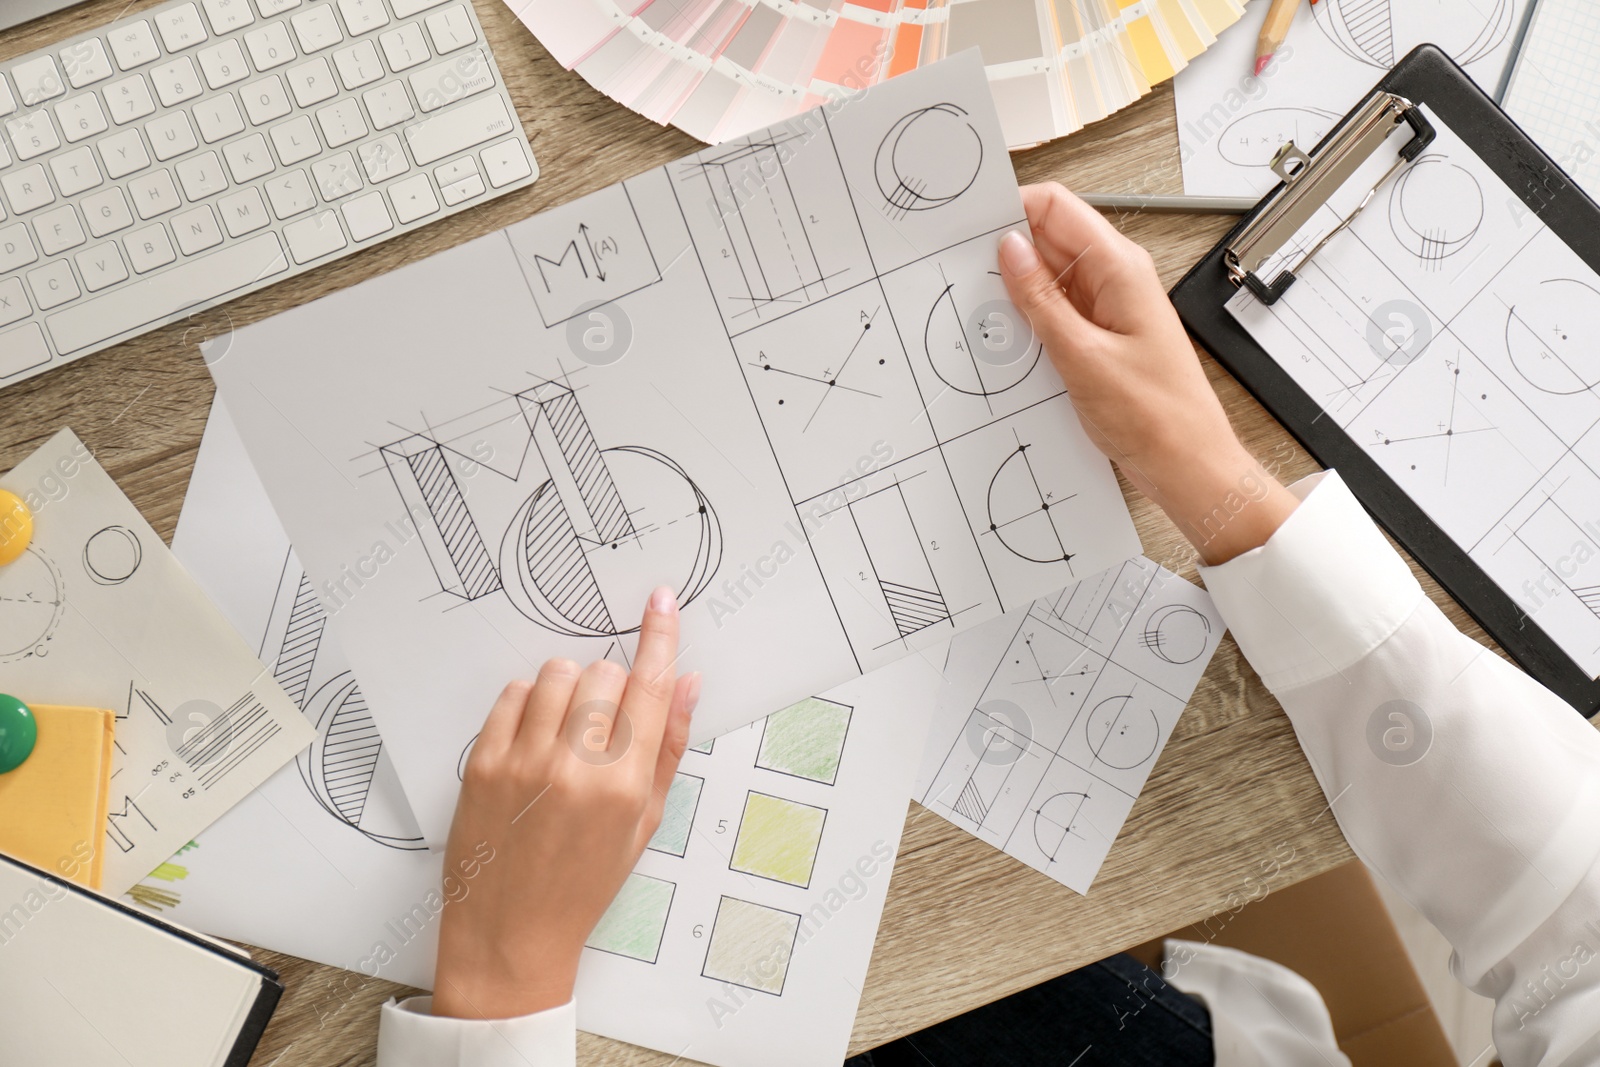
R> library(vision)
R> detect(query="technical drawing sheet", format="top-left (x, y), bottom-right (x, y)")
top-left (0, 430), bottom-right (314, 895)
top-left (1227, 107), bottom-right (1600, 678)
top-left (154, 399), bottom-right (944, 1067)
top-left (1174, 0), bottom-right (1528, 196)
top-left (915, 557), bottom-right (1225, 894)
top-left (209, 52), bottom-right (1140, 844)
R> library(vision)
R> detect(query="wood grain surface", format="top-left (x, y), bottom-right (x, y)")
top-left (6, 3), bottom-right (1565, 1064)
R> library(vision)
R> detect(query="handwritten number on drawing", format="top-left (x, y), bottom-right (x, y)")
top-left (930, 540), bottom-right (939, 550)
top-left (693, 925), bottom-right (704, 938)
top-left (716, 819), bottom-right (728, 834)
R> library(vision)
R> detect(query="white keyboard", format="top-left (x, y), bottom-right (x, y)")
top-left (0, 0), bottom-right (538, 386)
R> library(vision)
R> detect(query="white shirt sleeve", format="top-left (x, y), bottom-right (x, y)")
top-left (376, 995), bottom-right (576, 1067)
top-left (1198, 471), bottom-right (1600, 1067)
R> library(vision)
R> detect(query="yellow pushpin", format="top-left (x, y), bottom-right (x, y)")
top-left (0, 489), bottom-right (32, 567)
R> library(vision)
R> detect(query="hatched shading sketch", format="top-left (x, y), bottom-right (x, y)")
top-left (915, 557), bottom-right (1226, 893)
top-left (1388, 155), bottom-right (1484, 270)
top-left (1312, 0), bottom-right (1514, 69)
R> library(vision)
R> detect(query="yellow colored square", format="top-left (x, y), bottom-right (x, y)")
top-left (729, 792), bottom-right (827, 888)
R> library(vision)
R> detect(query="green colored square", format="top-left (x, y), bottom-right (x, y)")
top-left (646, 772), bottom-right (703, 857)
top-left (756, 697), bottom-right (852, 784)
top-left (729, 792), bottom-right (827, 887)
top-left (586, 873), bottom-right (674, 962)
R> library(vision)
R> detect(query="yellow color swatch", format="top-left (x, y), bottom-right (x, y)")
top-left (729, 792), bottom-right (827, 888)
top-left (1121, 2), bottom-right (1177, 83)
top-left (0, 705), bottom-right (113, 888)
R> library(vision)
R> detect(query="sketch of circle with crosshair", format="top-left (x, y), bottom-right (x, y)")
top-left (500, 446), bottom-right (721, 638)
top-left (0, 547), bottom-right (64, 663)
top-left (874, 104), bottom-right (983, 216)
top-left (1085, 695), bottom-right (1160, 770)
top-left (1505, 278), bottom-right (1600, 395)
top-left (1388, 157), bottom-right (1484, 266)
top-left (1032, 791), bottom-right (1089, 864)
top-left (1141, 605), bottom-right (1213, 665)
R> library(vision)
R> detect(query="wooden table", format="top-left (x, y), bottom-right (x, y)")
top-left (14, 2), bottom-right (1536, 1063)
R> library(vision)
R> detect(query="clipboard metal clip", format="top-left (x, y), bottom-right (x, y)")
top-left (1224, 91), bottom-right (1436, 305)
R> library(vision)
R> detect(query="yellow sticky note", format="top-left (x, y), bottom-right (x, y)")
top-left (0, 705), bottom-right (113, 888)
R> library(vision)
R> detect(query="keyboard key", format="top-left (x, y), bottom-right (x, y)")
top-left (358, 132), bottom-right (408, 182)
top-left (129, 169), bottom-right (181, 219)
top-left (146, 112), bottom-right (198, 161)
top-left (223, 133), bottom-right (273, 182)
top-left (198, 39), bottom-right (249, 89)
top-left (404, 93), bottom-right (514, 166)
top-left (291, 5), bottom-right (344, 53)
top-left (218, 187), bottom-right (270, 236)
top-left (173, 204), bottom-right (223, 254)
top-left (194, 93), bottom-right (245, 142)
top-left (392, 0), bottom-right (450, 16)
top-left (76, 241), bottom-right (129, 291)
top-left (60, 38), bottom-right (114, 88)
top-left (124, 223), bottom-right (176, 273)
top-left (265, 169), bottom-right (316, 218)
top-left (34, 204), bottom-right (86, 255)
top-left (315, 97), bottom-right (367, 147)
top-left (409, 48), bottom-right (493, 112)
top-left (28, 259), bottom-right (80, 310)
top-left (284, 208), bottom-right (346, 262)
top-left (440, 171), bottom-right (483, 206)
top-left (7, 110), bottom-right (61, 160)
top-left (271, 115), bottom-right (321, 165)
top-left (152, 57), bottom-right (204, 107)
top-left (104, 74), bottom-right (157, 124)
top-left (337, 0), bottom-right (390, 35)
top-left (108, 21), bottom-right (161, 71)
top-left (0, 279), bottom-right (30, 327)
top-left (0, 323), bottom-right (51, 379)
top-left (257, 0), bottom-right (303, 12)
top-left (201, 0), bottom-right (254, 33)
top-left (82, 187), bottom-right (134, 237)
top-left (480, 138), bottom-right (533, 188)
top-left (12, 57), bottom-right (66, 106)
top-left (245, 23), bottom-right (297, 71)
top-left (311, 151), bottom-right (361, 200)
top-left (0, 76), bottom-right (15, 116)
top-left (387, 171), bottom-right (437, 224)
top-left (177, 151), bottom-right (229, 201)
top-left (342, 190), bottom-right (392, 240)
top-left (424, 6), bottom-right (476, 53)
top-left (98, 128), bottom-right (150, 179)
top-left (2, 165), bottom-right (55, 214)
top-left (54, 93), bottom-right (108, 142)
top-left (49, 232), bottom-right (289, 354)
top-left (379, 24), bottom-right (431, 72)
top-left (433, 156), bottom-right (475, 186)
top-left (362, 80), bottom-right (414, 130)
top-left (241, 76), bottom-right (292, 125)
top-left (0, 223), bottom-right (40, 272)
top-left (155, 4), bottom-right (209, 51)
top-left (287, 57), bottom-right (338, 107)
top-left (49, 145), bottom-right (103, 196)
top-left (333, 40), bottom-right (384, 90)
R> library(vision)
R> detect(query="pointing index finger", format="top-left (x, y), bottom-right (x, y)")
top-left (620, 586), bottom-right (681, 761)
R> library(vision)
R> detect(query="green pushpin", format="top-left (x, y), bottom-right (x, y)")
top-left (0, 694), bottom-right (37, 773)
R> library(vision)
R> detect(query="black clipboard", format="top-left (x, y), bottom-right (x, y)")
top-left (0, 852), bottom-right (283, 1066)
top-left (1171, 44), bottom-right (1600, 718)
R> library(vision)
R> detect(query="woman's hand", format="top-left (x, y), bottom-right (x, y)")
top-left (432, 586), bottom-right (701, 1020)
top-left (998, 182), bottom-right (1299, 564)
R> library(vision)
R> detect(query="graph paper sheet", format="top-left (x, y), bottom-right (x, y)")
top-left (1503, 0), bottom-right (1600, 202)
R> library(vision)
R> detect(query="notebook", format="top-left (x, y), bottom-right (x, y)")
top-left (0, 853), bottom-right (281, 1067)
top-left (1502, 0), bottom-right (1600, 201)
top-left (0, 703), bottom-right (114, 888)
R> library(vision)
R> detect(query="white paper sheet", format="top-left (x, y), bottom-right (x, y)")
top-left (156, 400), bottom-right (943, 1067)
top-left (208, 53), bottom-right (1140, 844)
top-left (0, 430), bottom-right (313, 894)
top-left (1175, 0), bottom-right (1528, 197)
top-left (1226, 107), bottom-right (1600, 679)
top-left (914, 557), bottom-right (1224, 894)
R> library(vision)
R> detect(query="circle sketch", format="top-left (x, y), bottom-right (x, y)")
top-left (874, 104), bottom-right (983, 218)
top-left (1312, 0), bottom-right (1513, 69)
top-left (1032, 790), bottom-right (1089, 863)
top-left (1140, 604), bottom-right (1214, 665)
top-left (925, 285), bottom-right (1041, 397)
top-left (1084, 695), bottom-right (1160, 770)
top-left (1505, 277), bottom-right (1600, 395)
top-left (83, 525), bottom-right (143, 585)
top-left (0, 548), bottom-right (64, 662)
top-left (299, 672), bottom-right (427, 851)
top-left (1388, 156), bottom-right (1484, 268)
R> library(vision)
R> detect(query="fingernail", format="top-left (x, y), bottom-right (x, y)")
top-left (650, 585), bottom-right (678, 615)
top-left (1000, 230), bottom-right (1040, 275)
top-left (684, 672), bottom-right (702, 715)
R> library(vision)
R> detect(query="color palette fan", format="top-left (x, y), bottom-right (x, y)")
top-left (510, 0), bottom-right (1247, 149)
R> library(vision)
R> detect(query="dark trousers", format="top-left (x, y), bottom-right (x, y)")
top-left (845, 953), bottom-right (1214, 1067)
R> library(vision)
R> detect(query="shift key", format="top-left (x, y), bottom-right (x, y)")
top-left (404, 94), bottom-right (517, 167)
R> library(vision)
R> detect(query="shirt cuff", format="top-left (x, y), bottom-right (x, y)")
top-left (1197, 471), bottom-right (1423, 692)
top-left (376, 995), bottom-right (577, 1067)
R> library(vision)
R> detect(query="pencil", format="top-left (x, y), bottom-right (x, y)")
top-left (1256, 0), bottom-right (1302, 77)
